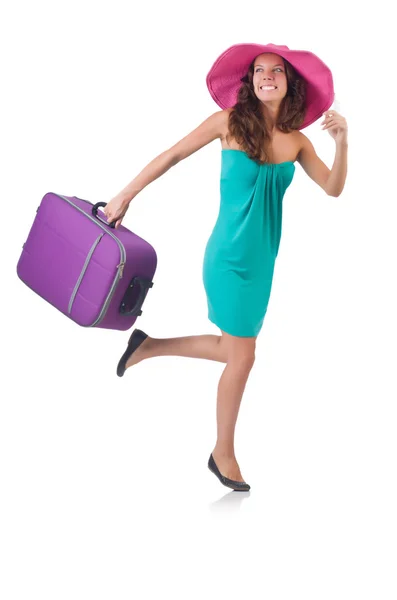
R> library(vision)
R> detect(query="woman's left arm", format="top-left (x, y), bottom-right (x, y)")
top-left (297, 110), bottom-right (348, 197)
top-left (321, 110), bottom-right (348, 197)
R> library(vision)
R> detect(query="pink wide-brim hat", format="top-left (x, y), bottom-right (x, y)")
top-left (206, 43), bottom-right (335, 130)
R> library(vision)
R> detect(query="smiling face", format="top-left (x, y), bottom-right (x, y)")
top-left (252, 53), bottom-right (288, 103)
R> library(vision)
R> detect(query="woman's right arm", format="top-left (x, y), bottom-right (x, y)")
top-left (104, 109), bottom-right (227, 227)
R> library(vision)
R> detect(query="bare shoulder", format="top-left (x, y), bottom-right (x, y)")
top-left (295, 130), bottom-right (319, 163)
top-left (219, 108), bottom-right (233, 138)
top-left (294, 130), bottom-right (306, 155)
top-left (168, 109), bottom-right (230, 163)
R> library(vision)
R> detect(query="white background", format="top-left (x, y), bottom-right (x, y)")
top-left (1, 0), bottom-right (396, 598)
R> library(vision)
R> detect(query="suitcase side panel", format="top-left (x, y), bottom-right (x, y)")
top-left (98, 233), bottom-right (158, 330)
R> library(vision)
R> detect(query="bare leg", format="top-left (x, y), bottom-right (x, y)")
top-left (124, 330), bottom-right (254, 483)
top-left (211, 357), bottom-right (254, 482)
top-left (126, 334), bottom-right (226, 369)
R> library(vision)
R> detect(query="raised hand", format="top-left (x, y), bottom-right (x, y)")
top-left (321, 110), bottom-right (348, 144)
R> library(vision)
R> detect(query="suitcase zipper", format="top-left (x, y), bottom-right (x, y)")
top-left (117, 262), bottom-right (125, 278)
top-left (54, 194), bottom-right (127, 327)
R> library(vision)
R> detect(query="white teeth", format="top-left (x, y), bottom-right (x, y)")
top-left (261, 86), bottom-right (277, 90)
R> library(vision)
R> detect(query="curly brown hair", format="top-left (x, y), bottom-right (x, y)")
top-left (226, 57), bottom-right (307, 164)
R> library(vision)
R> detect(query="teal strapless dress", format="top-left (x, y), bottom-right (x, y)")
top-left (202, 149), bottom-right (295, 337)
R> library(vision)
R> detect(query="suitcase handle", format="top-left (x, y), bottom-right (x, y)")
top-left (92, 202), bottom-right (116, 229)
top-left (119, 276), bottom-right (154, 317)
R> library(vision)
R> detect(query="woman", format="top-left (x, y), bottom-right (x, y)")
top-left (103, 43), bottom-right (348, 492)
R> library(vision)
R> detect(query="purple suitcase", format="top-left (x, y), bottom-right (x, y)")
top-left (17, 192), bottom-right (157, 330)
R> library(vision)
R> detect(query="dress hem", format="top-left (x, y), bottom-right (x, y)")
top-left (207, 313), bottom-right (263, 338)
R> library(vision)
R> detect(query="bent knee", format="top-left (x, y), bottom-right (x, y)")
top-left (227, 350), bottom-right (256, 369)
top-left (220, 330), bottom-right (256, 367)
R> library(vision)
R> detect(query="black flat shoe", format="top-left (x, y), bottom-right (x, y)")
top-left (117, 329), bottom-right (149, 377)
top-left (208, 453), bottom-right (251, 491)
